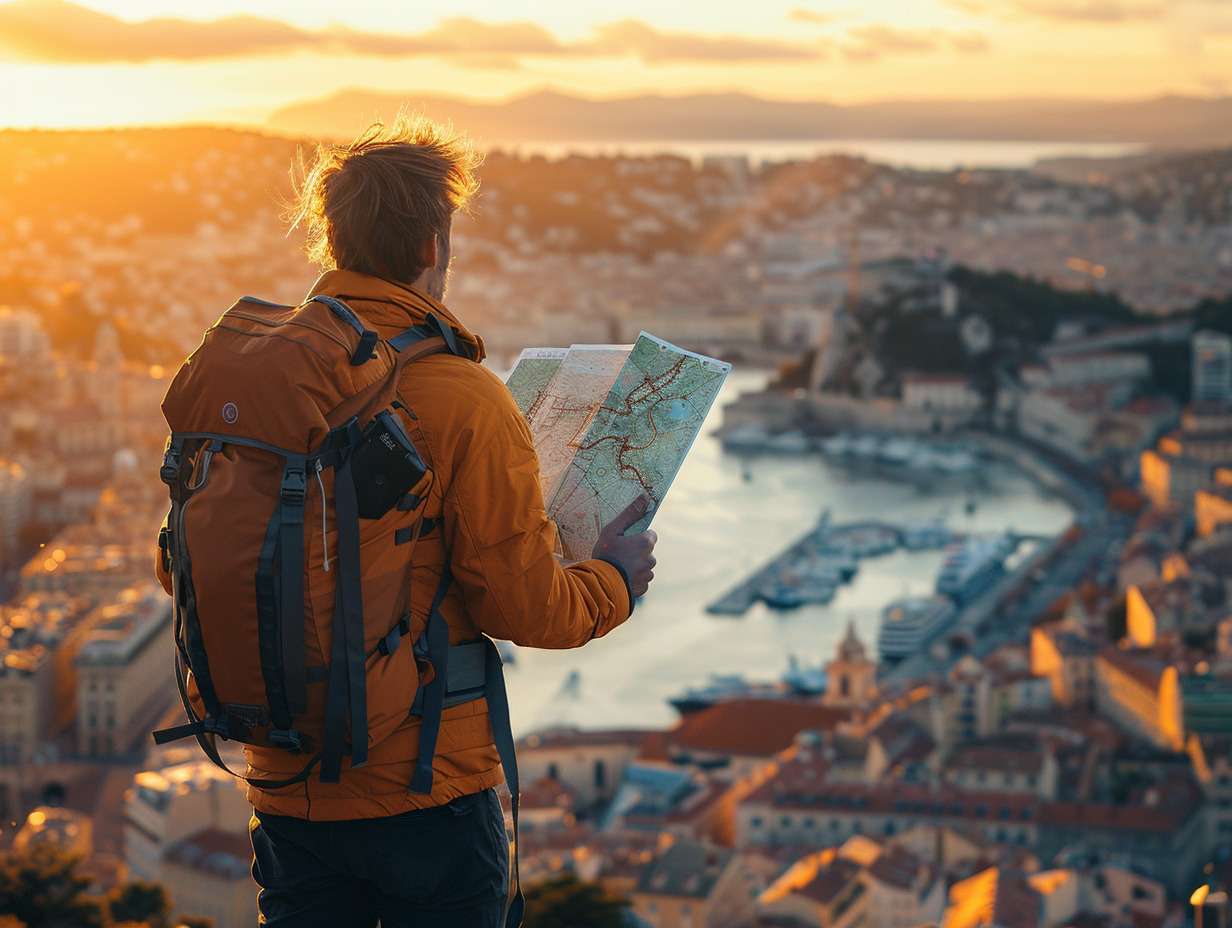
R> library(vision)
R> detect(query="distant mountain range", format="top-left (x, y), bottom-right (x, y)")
top-left (267, 89), bottom-right (1232, 148)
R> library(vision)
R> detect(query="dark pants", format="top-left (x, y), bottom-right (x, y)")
top-left (250, 789), bottom-right (510, 927)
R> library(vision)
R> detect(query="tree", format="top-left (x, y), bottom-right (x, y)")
top-left (108, 881), bottom-right (171, 928)
top-left (0, 844), bottom-right (105, 928)
top-left (522, 874), bottom-right (625, 928)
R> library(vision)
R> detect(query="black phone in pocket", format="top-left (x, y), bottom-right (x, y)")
top-left (349, 409), bottom-right (427, 519)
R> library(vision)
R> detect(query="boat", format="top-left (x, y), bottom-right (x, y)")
top-left (928, 448), bottom-right (979, 474)
top-left (878, 437), bottom-right (920, 466)
top-left (878, 596), bottom-right (958, 662)
top-left (759, 578), bottom-right (837, 609)
top-left (848, 434), bottom-right (883, 459)
top-left (720, 424), bottom-right (772, 453)
top-left (819, 432), bottom-right (855, 456)
top-left (668, 674), bottom-right (780, 715)
top-left (901, 520), bottom-right (952, 551)
top-left (765, 429), bottom-right (813, 454)
top-left (808, 544), bottom-right (859, 579)
top-left (831, 524), bottom-right (898, 558)
top-left (780, 655), bottom-right (827, 695)
top-left (668, 657), bottom-right (827, 715)
top-left (935, 534), bottom-right (1012, 604)
top-left (791, 555), bottom-right (845, 585)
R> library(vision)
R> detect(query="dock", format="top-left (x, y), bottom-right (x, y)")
top-left (706, 516), bottom-right (1047, 617)
top-left (706, 518), bottom-right (902, 616)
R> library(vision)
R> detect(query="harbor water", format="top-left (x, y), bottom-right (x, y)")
top-left (500, 370), bottom-right (1075, 736)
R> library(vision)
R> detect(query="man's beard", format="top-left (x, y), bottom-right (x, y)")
top-left (420, 263), bottom-right (449, 302)
top-left (420, 230), bottom-right (451, 301)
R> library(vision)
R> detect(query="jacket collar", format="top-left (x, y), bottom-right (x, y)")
top-left (306, 269), bottom-right (486, 362)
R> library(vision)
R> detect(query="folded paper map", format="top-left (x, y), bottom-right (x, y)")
top-left (505, 333), bottom-right (731, 560)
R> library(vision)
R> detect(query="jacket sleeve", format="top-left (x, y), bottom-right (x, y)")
top-left (427, 364), bottom-right (632, 648)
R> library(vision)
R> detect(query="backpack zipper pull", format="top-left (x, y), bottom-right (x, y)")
top-left (315, 460), bottom-right (330, 572)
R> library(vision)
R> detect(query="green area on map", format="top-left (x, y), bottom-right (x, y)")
top-left (505, 333), bottom-right (731, 560)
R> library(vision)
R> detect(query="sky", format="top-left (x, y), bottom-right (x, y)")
top-left (1, 0), bottom-right (1231, 130)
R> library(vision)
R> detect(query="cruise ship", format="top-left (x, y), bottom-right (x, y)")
top-left (935, 534), bottom-right (1013, 604)
top-left (877, 596), bottom-right (958, 662)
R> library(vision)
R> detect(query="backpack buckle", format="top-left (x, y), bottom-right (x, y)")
top-left (160, 445), bottom-right (180, 487)
top-left (280, 468), bottom-right (306, 506)
top-left (267, 728), bottom-right (305, 755)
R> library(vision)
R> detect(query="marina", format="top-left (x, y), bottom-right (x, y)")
top-left (721, 427), bottom-right (986, 477)
top-left (705, 511), bottom-right (1041, 617)
top-left (498, 370), bottom-right (1076, 735)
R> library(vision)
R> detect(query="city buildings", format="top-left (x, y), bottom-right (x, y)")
top-left (1193, 330), bottom-right (1232, 403)
top-left (74, 584), bottom-right (173, 759)
top-left (0, 128), bottom-right (1229, 926)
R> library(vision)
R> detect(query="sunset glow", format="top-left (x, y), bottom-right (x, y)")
top-left (1, 0), bottom-right (1231, 131)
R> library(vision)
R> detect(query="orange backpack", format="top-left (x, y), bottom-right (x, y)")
top-left (156, 295), bottom-right (479, 791)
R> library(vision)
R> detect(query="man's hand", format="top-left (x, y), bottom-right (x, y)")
top-left (592, 495), bottom-right (658, 600)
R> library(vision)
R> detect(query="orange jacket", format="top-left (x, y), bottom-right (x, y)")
top-left (159, 270), bottom-right (632, 820)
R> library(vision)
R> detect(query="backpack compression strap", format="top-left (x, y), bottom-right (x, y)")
top-left (319, 424), bottom-right (370, 783)
top-left (483, 637), bottom-right (524, 928)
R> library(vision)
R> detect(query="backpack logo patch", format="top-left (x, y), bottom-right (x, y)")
top-left (222, 402), bottom-right (239, 424)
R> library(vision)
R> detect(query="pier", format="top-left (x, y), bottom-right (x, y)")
top-left (706, 516), bottom-right (1049, 617)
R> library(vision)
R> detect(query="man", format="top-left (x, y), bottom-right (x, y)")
top-left (166, 117), bottom-right (657, 927)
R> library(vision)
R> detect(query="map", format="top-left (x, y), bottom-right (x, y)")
top-left (522, 344), bottom-right (633, 505)
top-left (504, 347), bottom-right (567, 418)
top-left (506, 333), bottom-right (730, 560)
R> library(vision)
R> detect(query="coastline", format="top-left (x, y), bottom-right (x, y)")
top-left (501, 371), bottom-right (1080, 735)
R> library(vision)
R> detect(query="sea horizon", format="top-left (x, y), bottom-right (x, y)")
top-left (494, 137), bottom-right (1148, 171)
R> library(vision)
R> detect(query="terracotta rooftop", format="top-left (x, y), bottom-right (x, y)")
top-left (942, 867), bottom-right (1042, 928)
top-left (798, 857), bottom-right (863, 905)
top-left (872, 715), bottom-right (937, 767)
top-left (947, 739), bottom-right (1046, 776)
top-left (665, 699), bottom-right (850, 758)
top-left (1096, 645), bottom-right (1168, 691)
top-left (867, 845), bottom-right (927, 891)
top-left (744, 762), bottom-right (1201, 834)
top-left (519, 727), bottom-right (653, 751)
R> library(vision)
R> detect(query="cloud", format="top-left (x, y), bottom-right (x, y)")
top-left (587, 19), bottom-right (822, 62)
top-left (940, 0), bottom-right (1168, 22)
top-left (1008, 0), bottom-right (1166, 21)
top-left (384, 17), bottom-right (567, 56)
top-left (950, 30), bottom-right (992, 53)
top-left (940, 0), bottom-right (992, 13)
top-left (787, 8), bottom-right (840, 24)
top-left (0, 0), bottom-right (322, 61)
top-left (0, 0), bottom-right (826, 65)
top-left (837, 24), bottom-right (991, 62)
top-left (0, 1), bottom-right (572, 62)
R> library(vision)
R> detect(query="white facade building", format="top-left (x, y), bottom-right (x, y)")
top-left (1193, 329), bottom-right (1232, 403)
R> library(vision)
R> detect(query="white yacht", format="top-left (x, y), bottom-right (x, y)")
top-left (935, 534), bottom-right (1012, 604)
top-left (878, 596), bottom-right (958, 661)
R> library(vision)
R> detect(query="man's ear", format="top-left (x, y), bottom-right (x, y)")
top-left (420, 234), bottom-right (439, 269)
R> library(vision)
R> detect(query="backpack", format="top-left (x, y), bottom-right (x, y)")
top-left (153, 294), bottom-right (514, 796)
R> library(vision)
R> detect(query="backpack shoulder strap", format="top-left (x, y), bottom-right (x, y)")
top-left (307, 294), bottom-right (380, 366)
top-left (388, 312), bottom-right (462, 357)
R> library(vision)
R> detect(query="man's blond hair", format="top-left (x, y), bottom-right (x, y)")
top-left (290, 114), bottom-right (481, 286)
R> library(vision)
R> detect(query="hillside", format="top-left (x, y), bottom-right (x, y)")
top-left (267, 89), bottom-right (1232, 148)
